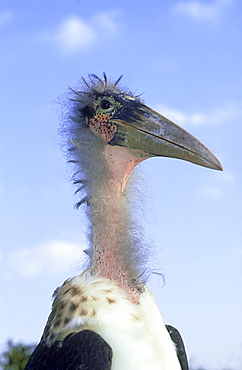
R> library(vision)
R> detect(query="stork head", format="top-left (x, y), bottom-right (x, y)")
top-left (69, 73), bottom-right (222, 174)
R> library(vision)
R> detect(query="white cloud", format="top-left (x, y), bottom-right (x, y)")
top-left (174, 0), bottom-right (232, 21)
top-left (200, 185), bottom-right (224, 198)
top-left (8, 240), bottom-right (85, 278)
top-left (41, 11), bottom-right (120, 54)
top-left (156, 101), bottom-right (242, 127)
top-left (93, 10), bottom-right (120, 34)
top-left (40, 16), bottom-right (95, 53)
top-left (199, 170), bottom-right (235, 199)
top-left (54, 16), bottom-right (96, 53)
top-left (0, 10), bottom-right (14, 27)
top-left (215, 170), bottom-right (236, 184)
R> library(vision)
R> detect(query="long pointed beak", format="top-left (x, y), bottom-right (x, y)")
top-left (109, 104), bottom-right (222, 170)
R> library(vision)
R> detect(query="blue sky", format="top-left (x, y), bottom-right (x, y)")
top-left (0, 0), bottom-right (242, 368)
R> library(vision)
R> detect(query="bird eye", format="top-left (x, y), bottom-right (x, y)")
top-left (100, 99), bottom-right (113, 110)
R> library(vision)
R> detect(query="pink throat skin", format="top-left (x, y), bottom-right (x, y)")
top-left (92, 145), bottom-right (150, 304)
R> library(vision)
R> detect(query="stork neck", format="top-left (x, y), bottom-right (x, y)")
top-left (91, 145), bottom-right (148, 303)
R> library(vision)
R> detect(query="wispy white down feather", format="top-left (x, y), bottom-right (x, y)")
top-left (60, 75), bottom-right (152, 286)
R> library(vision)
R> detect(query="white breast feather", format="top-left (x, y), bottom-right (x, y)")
top-left (50, 271), bottom-right (181, 370)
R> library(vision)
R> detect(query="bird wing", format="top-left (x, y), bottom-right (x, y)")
top-left (25, 330), bottom-right (112, 370)
top-left (166, 325), bottom-right (189, 370)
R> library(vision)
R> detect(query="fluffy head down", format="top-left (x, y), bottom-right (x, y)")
top-left (61, 73), bottom-right (142, 207)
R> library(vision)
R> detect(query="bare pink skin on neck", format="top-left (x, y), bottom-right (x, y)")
top-left (92, 145), bottom-right (149, 304)
top-left (104, 145), bottom-right (146, 191)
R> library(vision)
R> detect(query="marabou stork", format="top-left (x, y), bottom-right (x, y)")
top-left (25, 74), bottom-right (222, 370)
